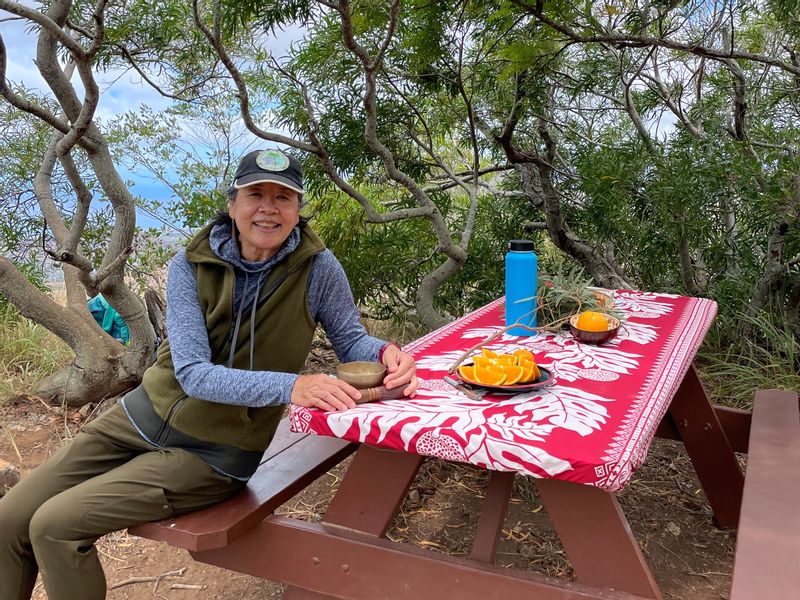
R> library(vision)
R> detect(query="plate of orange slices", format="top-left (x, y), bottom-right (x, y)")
top-left (456, 348), bottom-right (554, 393)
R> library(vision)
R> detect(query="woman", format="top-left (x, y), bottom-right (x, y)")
top-left (0, 149), bottom-right (417, 600)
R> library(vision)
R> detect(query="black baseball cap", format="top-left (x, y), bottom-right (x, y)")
top-left (232, 149), bottom-right (304, 194)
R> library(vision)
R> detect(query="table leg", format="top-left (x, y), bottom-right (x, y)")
top-left (283, 445), bottom-right (424, 600)
top-left (535, 478), bottom-right (663, 600)
top-left (668, 364), bottom-right (744, 528)
top-left (470, 471), bottom-right (515, 562)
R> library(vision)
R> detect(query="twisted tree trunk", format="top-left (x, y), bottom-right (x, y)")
top-left (0, 0), bottom-right (154, 405)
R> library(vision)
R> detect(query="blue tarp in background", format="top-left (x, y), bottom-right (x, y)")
top-left (87, 294), bottom-right (129, 344)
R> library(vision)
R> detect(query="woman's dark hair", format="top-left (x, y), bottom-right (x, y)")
top-left (210, 211), bottom-right (233, 228)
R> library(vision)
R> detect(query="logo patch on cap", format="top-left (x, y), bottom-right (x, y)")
top-left (255, 150), bottom-right (290, 172)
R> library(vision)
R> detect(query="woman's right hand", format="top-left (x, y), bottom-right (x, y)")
top-left (290, 374), bottom-right (360, 411)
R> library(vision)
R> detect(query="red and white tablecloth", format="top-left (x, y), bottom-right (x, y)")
top-left (290, 291), bottom-right (717, 491)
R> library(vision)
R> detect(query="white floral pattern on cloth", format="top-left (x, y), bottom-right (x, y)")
top-left (577, 369), bottom-right (620, 382)
top-left (415, 431), bottom-right (468, 462)
top-left (291, 291), bottom-right (717, 492)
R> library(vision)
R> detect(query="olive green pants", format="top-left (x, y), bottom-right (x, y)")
top-left (0, 403), bottom-right (245, 600)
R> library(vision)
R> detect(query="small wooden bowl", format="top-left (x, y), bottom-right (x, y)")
top-left (336, 361), bottom-right (387, 389)
top-left (569, 314), bottom-right (621, 345)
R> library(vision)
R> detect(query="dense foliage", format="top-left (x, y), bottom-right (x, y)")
top-left (0, 0), bottom-right (797, 403)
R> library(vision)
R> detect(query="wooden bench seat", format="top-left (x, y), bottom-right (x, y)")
top-left (129, 418), bottom-right (356, 552)
top-left (130, 389), bottom-right (800, 599)
top-left (730, 389), bottom-right (800, 600)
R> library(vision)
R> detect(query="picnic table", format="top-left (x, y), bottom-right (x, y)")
top-left (133, 290), bottom-right (757, 600)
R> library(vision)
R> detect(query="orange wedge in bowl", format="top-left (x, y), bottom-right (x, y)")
top-left (513, 348), bottom-right (535, 363)
top-left (493, 355), bottom-right (517, 366)
top-left (499, 365), bottom-right (525, 385)
top-left (481, 348), bottom-right (500, 359)
top-left (458, 365), bottom-right (476, 382)
top-left (471, 356), bottom-right (495, 369)
top-left (473, 366), bottom-right (507, 386)
top-left (518, 358), bottom-right (540, 382)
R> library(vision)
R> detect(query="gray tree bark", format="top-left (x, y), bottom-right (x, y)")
top-left (0, 0), bottom-right (154, 405)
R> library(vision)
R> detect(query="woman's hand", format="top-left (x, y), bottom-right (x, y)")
top-left (291, 374), bottom-right (360, 411)
top-left (381, 344), bottom-right (418, 397)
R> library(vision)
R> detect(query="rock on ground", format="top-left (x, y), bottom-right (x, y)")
top-left (0, 458), bottom-right (21, 496)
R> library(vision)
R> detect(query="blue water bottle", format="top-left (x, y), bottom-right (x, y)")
top-left (505, 239), bottom-right (538, 336)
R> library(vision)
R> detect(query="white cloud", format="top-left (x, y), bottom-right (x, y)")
top-left (2, 13), bottom-right (304, 120)
top-left (1, 16), bottom-right (48, 91)
top-left (1, 9), bottom-right (305, 229)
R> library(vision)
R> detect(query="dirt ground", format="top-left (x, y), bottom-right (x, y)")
top-left (0, 391), bottom-right (736, 600)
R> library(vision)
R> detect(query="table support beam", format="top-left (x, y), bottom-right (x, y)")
top-left (283, 445), bottom-right (424, 600)
top-left (194, 515), bottom-right (658, 600)
top-left (668, 365), bottom-right (744, 528)
top-left (656, 404), bottom-right (751, 453)
top-left (535, 478), bottom-right (663, 600)
top-left (470, 471), bottom-right (515, 563)
top-left (322, 445), bottom-right (424, 533)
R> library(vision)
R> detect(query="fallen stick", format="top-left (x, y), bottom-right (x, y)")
top-left (108, 566), bottom-right (188, 589)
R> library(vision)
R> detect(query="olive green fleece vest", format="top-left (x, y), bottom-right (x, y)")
top-left (140, 222), bottom-right (325, 453)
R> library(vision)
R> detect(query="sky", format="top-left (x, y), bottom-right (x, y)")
top-left (0, 8), bottom-right (303, 230)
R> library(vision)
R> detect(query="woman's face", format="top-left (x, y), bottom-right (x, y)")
top-left (229, 182), bottom-right (301, 261)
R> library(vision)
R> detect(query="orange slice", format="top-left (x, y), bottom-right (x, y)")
top-left (513, 348), bottom-right (535, 363)
top-left (499, 365), bottom-right (525, 385)
top-left (518, 358), bottom-right (540, 381)
top-left (493, 355), bottom-right (517, 366)
top-left (518, 358), bottom-right (533, 369)
top-left (518, 365), bottom-right (536, 383)
top-left (472, 356), bottom-right (496, 369)
top-left (473, 366), bottom-right (507, 386)
top-left (458, 365), bottom-right (476, 382)
top-left (481, 348), bottom-right (500, 359)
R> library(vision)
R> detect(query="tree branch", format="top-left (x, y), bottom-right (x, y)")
top-left (423, 165), bottom-right (515, 193)
top-left (518, 0), bottom-right (800, 77)
top-left (369, 0), bottom-right (400, 71)
top-left (0, 33), bottom-right (75, 140)
top-left (85, 0), bottom-right (108, 58)
top-left (643, 49), bottom-right (705, 140)
top-left (0, 0), bottom-right (86, 58)
top-left (334, 0), bottom-right (465, 264)
top-left (617, 47), bottom-right (659, 154)
top-left (493, 70), bottom-right (541, 163)
top-left (56, 56), bottom-right (100, 156)
top-left (32, 129), bottom-right (99, 285)
top-left (59, 151), bottom-right (93, 257)
top-left (0, 257), bottom-right (101, 352)
top-left (280, 61), bottom-right (434, 224)
top-left (112, 44), bottom-right (210, 101)
top-left (191, 0), bottom-right (318, 153)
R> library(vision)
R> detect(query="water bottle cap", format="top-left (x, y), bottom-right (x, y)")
top-left (508, 239), bottom-right (535, 252)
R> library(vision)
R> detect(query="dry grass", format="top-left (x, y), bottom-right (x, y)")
top-left (698, 311), bottom-right (800, 409)
top-left (0, 285), bottom-right (73, 405)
